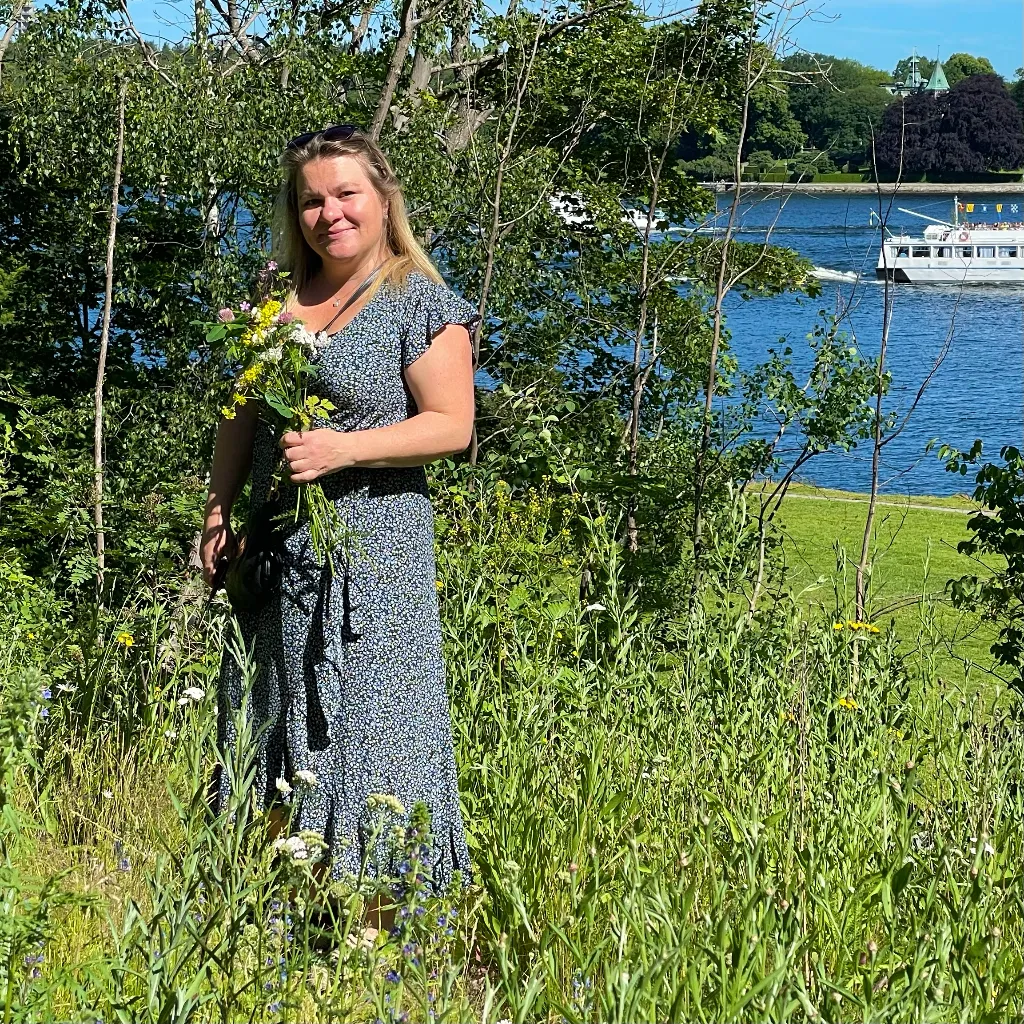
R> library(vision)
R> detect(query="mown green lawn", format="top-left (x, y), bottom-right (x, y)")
top-left (770, 484), bottom-right (1003, 694)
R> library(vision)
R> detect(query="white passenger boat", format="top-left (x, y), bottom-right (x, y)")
top-left (876, 195), bottom-right (1024, 283)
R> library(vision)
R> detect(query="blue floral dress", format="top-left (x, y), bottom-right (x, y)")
top-left (214, 270), bottom-right (477, 893)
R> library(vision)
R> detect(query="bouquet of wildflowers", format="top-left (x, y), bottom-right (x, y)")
top-left (201, 263), bottom-right (344, 567)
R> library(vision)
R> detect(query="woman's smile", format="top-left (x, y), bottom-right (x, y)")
top-left (296, 155), bottom-right (387, 268)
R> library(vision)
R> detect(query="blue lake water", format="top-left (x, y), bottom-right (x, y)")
top-left (708, 190), bottom-right (1024, 495)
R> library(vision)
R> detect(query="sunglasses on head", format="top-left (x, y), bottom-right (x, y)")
top-left (285, 123), bottom-right (363, 151)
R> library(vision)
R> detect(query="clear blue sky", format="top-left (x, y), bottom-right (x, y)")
top-left (127, 0), bottom-right (1024, 79)
top-left (788, 0), bottom-right (1022, 78)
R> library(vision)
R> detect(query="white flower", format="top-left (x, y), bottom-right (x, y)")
top-left (182, 686), bottom-right (205, 702)
top-left (164, 729), bottom-right (177, 740)
top-left (970, 836), bottom-right (996, 856)
top-left (261, 345), bottom-right (283, 364)
top-left (294, 769), bottom-right (318, 788)
top-left (272, 835), bottom-right (309, 860)
top-left (584, 602), bottom-right (606, 613)
top-left (275, 777), bottom-right (293, 797)
top-left (296, 327), bottom-right (319, 352)
top-left (101, 789), bottom-right (113, 799)
top-left (176, 697), bottom-right (190, 707)
top-left (56, 683), bottom-right (76, 694)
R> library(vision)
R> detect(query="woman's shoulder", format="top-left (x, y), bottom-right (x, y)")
top-left (388, 267), bottom-right (480, 357)
top-left (387, 267), bottom-right (475, 318)
top-left (393, 267), bottom-right (453, 301)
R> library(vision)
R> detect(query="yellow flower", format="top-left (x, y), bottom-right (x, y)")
top-left (257, 300), bottom-right (282, 329)
top-left (26, 631), bottom-right (36, 640)
top-left (232, 393), bottom-right (248, 407)
top-left (435, 580), bottom-right (443, 590)
top-left (833, 622), bottom-right (844, 631)
top-left (116, 631), bottom-right (134, 647)
top-left (846, 620), bottom-right (881, 634)
top-left (238, 363), bottom-right (264, 388)
top-left (221, 405), bottom-right (237, 420)
top-left (838, 696), bottom-right (858, 711)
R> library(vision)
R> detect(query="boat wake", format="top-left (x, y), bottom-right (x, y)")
top-left (811, 266), bottom-right (861, 283)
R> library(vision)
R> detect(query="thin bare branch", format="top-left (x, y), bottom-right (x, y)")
top-left (94, 80), bottom-right (127, 603)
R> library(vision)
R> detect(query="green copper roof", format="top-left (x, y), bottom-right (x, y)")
top-left (925, 60), bottom-right (949, 92)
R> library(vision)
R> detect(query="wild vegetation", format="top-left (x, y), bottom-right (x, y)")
top-left (4, 0), bottom-right (1024, 1019)
top-left (681, 49), bottom-right (1024, 181)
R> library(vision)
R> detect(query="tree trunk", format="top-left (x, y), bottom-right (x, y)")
top-left (94, 81), bottom-right (127, 602)
top-left (0, 0), bottom-right (30, 86)
top-left (691, 63), bottom-right (753, 592)
top-left (856, 128), bottom-right (902, 621)
top-left (371, 0), bottom-right (417, 141)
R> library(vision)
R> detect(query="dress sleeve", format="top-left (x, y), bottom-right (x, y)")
top-left (401, 276), bottom-right (481, 369)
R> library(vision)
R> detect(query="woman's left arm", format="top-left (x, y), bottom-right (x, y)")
top-left (281, 323), bottom-right (475, 482)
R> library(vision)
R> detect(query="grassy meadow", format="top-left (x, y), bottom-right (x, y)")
top-left (772, 484), bottom-right (1001, 697)
top-left (3, 485), bottom-right (1024, 1022)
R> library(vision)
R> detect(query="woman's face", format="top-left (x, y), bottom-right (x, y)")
top-left (296, 155), bottom-right (388, 268)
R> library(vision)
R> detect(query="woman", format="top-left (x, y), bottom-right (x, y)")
top-left (200, 125), bottom-right (477, 934)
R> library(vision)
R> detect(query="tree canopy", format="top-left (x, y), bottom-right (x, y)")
top-left (2, 0), bottom-right (863, 610)
top-left (943, 53), bottom-right (997, 87)
top-left (782, 54), bottom-right (893, 160)
top-left (877, 73), bottom-right (1024, 174)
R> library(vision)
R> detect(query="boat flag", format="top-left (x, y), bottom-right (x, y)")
top-left (958, 202), bottom-right (965, 211)
top-left (1014, 204), bottom-right (1020, 214)
top-left (981, 205), bottom-right (988, 213)
top-left (966, 203), bottom-right (975, 212)
top-left (997, 204), bottom-right (1003, 213)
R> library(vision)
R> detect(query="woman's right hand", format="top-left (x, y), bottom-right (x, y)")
top-left (201, 513), bottom-right (238, 588)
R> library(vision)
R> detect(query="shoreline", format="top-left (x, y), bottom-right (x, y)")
top-left (757, 482), bottom-right (980, 514)
top-left (706, 181), bottom-right (1024, 195)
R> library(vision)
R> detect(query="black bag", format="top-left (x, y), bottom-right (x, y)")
top-left (222, 500), bottom-right (286, 616)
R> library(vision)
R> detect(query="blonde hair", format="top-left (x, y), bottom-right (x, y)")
top-left (271, 130), bottom-right (442, 305)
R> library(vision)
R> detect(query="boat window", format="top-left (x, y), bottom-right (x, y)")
top-left (935, 246), bottom-right (953, 258)
top-left (978, 246), bottom-right (996, 258)
top-left (912, 246), bottom-right (930, 258)
top-left (959, 246), bottom-right (973, 258)
top-left (999, 246), bottom-right (1018, 258)
top-left (895, 245), bottom-right (910, 258)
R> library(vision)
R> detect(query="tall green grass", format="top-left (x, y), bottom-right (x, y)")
top-left (2, 488), bottom-right (1024, 1021)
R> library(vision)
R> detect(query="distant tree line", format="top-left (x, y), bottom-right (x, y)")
top-left (878, 75), bottom-right (1024, 177)
top-left (678, 50), bottom-right (1024, 179)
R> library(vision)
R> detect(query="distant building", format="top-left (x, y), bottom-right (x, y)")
top-left (884, 54), bottom-right (950, 97)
